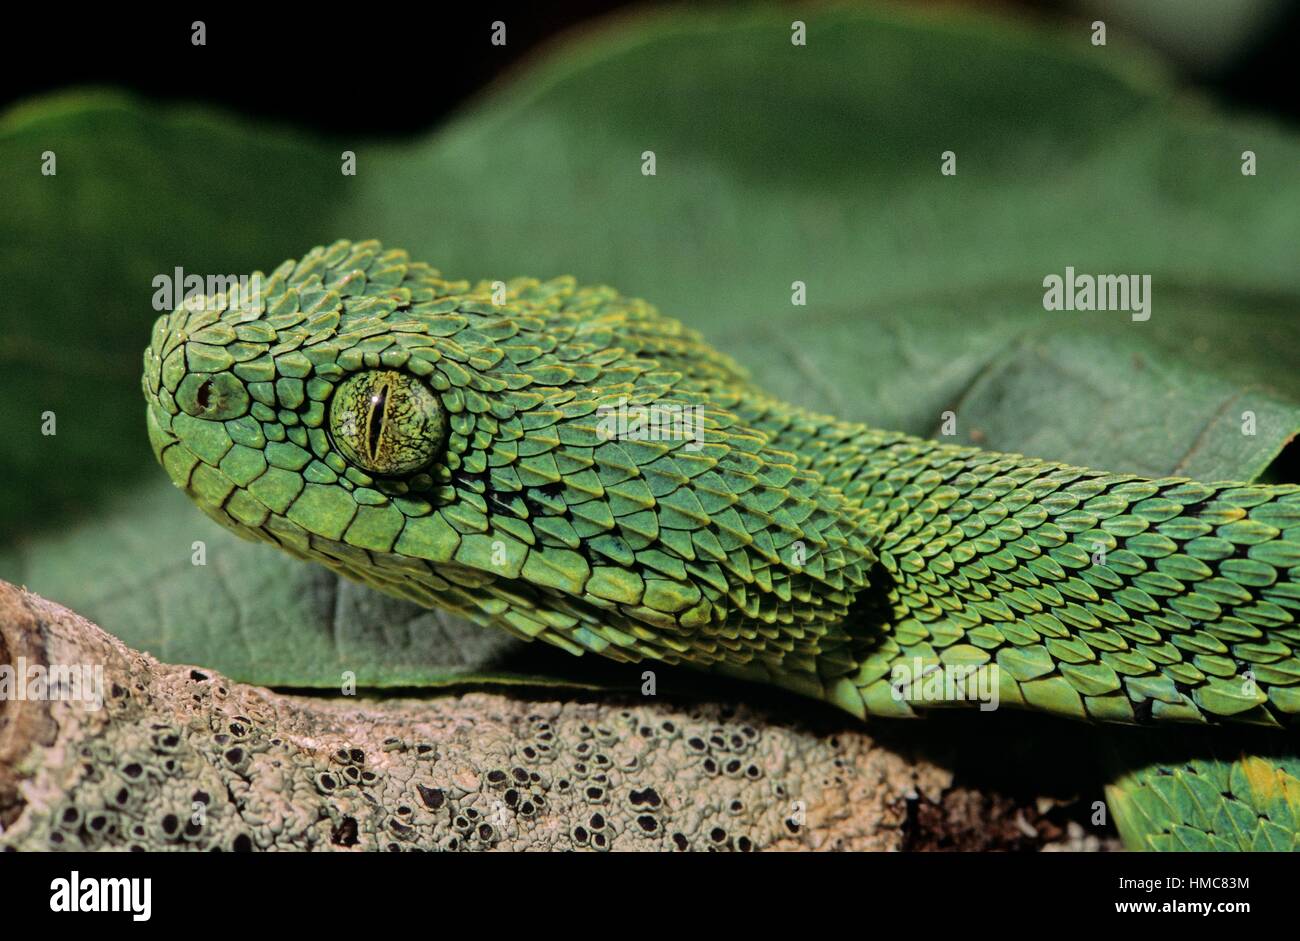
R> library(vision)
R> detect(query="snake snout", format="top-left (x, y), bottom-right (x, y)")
top-left (142, 301), bottom-right (266, 504)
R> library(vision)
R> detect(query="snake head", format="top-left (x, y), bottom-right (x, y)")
top-left (144, 240), bottom-right (877, 676)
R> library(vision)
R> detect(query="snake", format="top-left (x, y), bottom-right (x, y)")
top-left (142, 239), bottom-right (1300, 850)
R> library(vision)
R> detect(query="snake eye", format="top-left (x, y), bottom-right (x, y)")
top-left (328, 370), bottom-right (445, 476)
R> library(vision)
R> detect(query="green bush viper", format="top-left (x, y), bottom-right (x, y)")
top-left (142, 239), bottom-right (1300, 851)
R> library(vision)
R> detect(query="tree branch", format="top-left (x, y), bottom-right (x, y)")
top-left (0, 580), bottom-right (952, 850)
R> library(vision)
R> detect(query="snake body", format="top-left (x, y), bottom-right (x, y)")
top-left (143, 240), bottom-right (1300, 849)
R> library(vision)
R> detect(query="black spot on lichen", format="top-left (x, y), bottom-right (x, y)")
top-left (416, 785), bottom-right (444, 810)
top-left (629, 787), bottom-right (661, 808)
top-left (331, 817), bottom-right (359, 847)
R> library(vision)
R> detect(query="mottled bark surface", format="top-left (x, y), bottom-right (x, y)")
top-left (0, 581), bottom-right (962, 851)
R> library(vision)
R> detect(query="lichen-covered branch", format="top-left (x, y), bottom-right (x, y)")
top-left (0, 581), bottom-right (956, 850)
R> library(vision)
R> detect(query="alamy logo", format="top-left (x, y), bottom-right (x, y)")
top-left (151, 268), bottom-right (262, 312)
top-left (49, 871), bottom-right (151, 921)
top-left (1042, 267), bottom-right (1151, 322)
top-left (0, 657), bottom-right (103, 711)
top-left (595, 398), bottom-right (705, 450)
top-left (890, 657), bottom-right (1000, 711)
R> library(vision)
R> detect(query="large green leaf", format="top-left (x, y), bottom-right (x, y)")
top-left (2, 4), bottom-right (1297, 688)
top-left (0, 92), bottom-right (351, 527)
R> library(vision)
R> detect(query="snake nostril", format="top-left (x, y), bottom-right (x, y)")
top-left (175, 372), bottom-right (250, 420)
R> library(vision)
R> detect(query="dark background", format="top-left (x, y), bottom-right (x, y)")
top-left (4, 1), bottom-right (1298, 137)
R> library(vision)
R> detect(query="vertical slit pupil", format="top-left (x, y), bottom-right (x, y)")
top-left (366, 381), bottom-right (388, 460)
